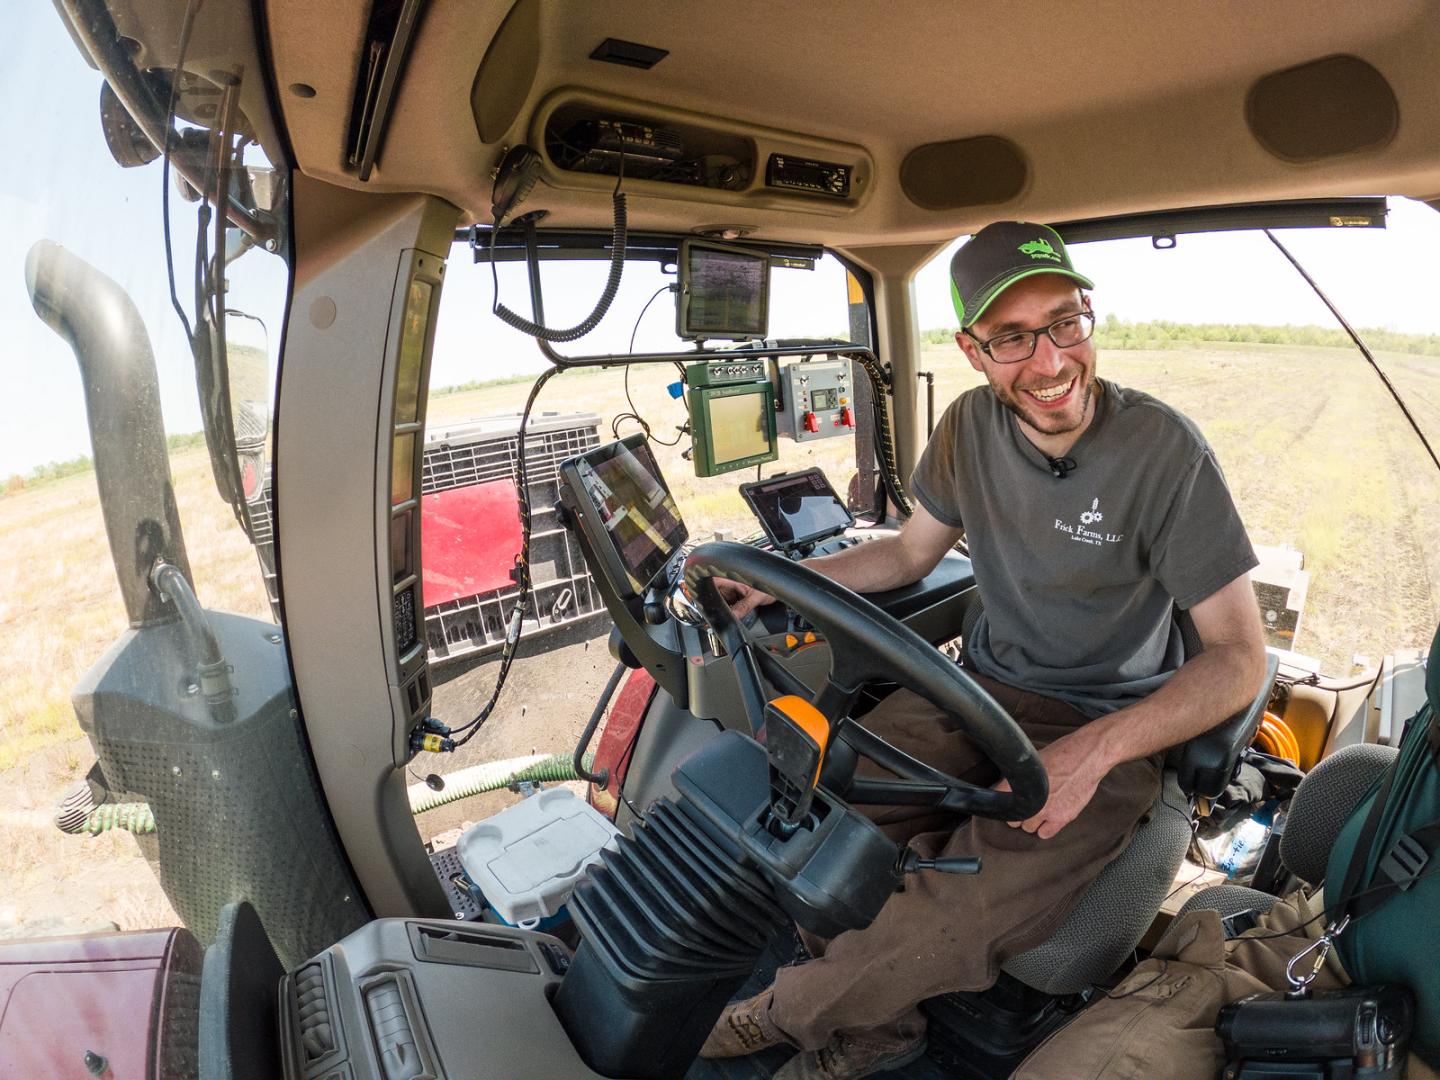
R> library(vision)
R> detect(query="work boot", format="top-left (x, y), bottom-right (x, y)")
top-left (699, 986), bottom-right (791, 1058)
top-left (773, 1031), bottom-right (928, 1079)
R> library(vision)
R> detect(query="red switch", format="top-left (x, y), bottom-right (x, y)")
top-left (840, 406), bottom-right (854, 428)
top-left (804, 412), bottom-right (820, 433)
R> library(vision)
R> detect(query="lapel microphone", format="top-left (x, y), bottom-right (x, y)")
top-left (1047, 455), bottom-right (1076, 479)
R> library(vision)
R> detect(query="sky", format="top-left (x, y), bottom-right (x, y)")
top-left (4, 4), bottom-right (1440, 478)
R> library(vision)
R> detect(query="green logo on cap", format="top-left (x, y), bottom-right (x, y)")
top-left (1018, 238), bottom-right (1061, 262)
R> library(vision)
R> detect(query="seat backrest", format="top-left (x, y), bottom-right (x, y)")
top-left (198, 900), bottom-right (284, 1080)
top-left (1281, 742), bottom-right (1397, 884)
top-left (1165, 609), bottom-right (1278, 799)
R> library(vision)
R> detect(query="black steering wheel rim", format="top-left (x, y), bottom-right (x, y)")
top-left (683, 541), bottom-right (1047, 821)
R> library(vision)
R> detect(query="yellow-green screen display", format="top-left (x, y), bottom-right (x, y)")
top-left (709, 391), bottom-right (771, 465)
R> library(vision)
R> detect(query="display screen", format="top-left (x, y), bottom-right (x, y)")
top-left (810, 387), bottom-right (838, 410)
top-left (709, 390), bottom-right (773, 466)
top-left (741, 469), bottom-right (853, 551)
top-left (679, 241), bottom-right (769, 339)
top-left (571, 438), bottom-right (687, 595)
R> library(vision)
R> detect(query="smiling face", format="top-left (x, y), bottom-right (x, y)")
top-left (955, 274), bottom-right (1099, 456)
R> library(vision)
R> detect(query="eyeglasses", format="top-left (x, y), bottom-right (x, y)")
top-left (965, 310), bottom-right (1095, 364)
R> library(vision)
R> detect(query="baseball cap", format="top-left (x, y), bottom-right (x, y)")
top-left (949, 222), bottom-right (1095, 328)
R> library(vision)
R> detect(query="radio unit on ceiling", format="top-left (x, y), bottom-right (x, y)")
top-left (765, 153), bottom-right (852, 198)
top-left (562, 117), bottom-right (685, 169)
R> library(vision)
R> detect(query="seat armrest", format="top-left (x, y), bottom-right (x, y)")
top-left (1168, 651), bottom-right (1279, 799)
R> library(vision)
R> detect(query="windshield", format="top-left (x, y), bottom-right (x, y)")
top-left (0, 4), bottom-right (342, 951)
top-left (427, 242), bottom-right (866, 534)
top-left (915, 198), bottom-right (1440, 677)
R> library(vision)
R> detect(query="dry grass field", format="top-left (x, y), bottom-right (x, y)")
top-left (1, 341), bottom-right (1436, 935)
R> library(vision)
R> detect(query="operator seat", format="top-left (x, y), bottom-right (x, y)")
top-left (1173, 741), bottom-right (1399, 923)
top-left (995, 614), bottom-right (1279, 996)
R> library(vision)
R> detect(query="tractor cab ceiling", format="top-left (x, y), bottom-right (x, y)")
top-left (264, 0), bottom-right (1440, 245)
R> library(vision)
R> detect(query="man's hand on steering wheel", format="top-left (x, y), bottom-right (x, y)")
top-left (994, 727), bottom-right (1109, 838)
top-left (684, 541), bottom-right (1048, 823)
top-left (712, 576), bottom-right (775, 620)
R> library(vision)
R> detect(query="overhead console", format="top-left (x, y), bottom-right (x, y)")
top-left (531, 88), bottom-right (874, 215)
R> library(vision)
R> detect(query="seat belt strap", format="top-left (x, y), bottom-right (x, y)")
top-left (1352, 818), bottom-right (1440, 916)
top-left (1333, 749), bottom-right (1401, 919)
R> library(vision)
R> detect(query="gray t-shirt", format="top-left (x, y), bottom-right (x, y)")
top-left (910, 379), bottom-right (1257, 718)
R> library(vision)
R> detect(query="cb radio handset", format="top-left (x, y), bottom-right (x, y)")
top-left (491, 145), bottom-right (541, 223)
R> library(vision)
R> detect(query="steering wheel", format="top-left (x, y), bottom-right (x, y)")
top-left (683, 541), bottom-right (1047, 822)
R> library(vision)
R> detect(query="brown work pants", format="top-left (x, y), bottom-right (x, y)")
top-left (769, 673), bottom-right (1163, 1051)
top-left (1013, 891), bottom-right (1440, 1080)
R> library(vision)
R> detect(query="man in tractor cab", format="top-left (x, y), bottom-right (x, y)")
top-left (705, 221), bottom-right (1269, 1079)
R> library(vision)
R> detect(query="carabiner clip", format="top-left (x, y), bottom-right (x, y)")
top-left (1285, 915), bottom-right (1350, 998)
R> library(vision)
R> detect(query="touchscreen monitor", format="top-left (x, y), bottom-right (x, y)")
top-left (561, 435), bottom-right (688, 597)
top-left (705, 385), bottom-right (775, 472)
top-left (676, 239), bottom-right (770, 340)
top-left (739, 468), bottom-right (854, 552)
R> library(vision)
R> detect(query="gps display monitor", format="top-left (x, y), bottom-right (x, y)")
top-left (676, 239), bottom-right (770, 340)
top-left (559, 435), bottom-right (688, 598)
top-left (739, 468), bottom-right (853, 552)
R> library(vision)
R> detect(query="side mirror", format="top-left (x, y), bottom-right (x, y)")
top-left (98, 81), bottom-right (159, 168)
top-left (226, 310), bottom-right (271, 507)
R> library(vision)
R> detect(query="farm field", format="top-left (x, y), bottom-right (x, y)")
top-left (1, 340), bottom-right (1437, 936)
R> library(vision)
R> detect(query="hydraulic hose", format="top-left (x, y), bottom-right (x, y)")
top-left (150, 560), bottom-right (234, 720)
top-left (574, 661), bottom-right (626, 786)
top-left (406, 752), bottom-right (592, 815)
top-left (56, 753), bottom-right (597, 837)
top-left (55, 801), bottom-right (158, 837)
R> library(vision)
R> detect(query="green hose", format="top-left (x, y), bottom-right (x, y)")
top-left (60, 753), bottom-right (592, 837)
top-left (406, 752), bottom-right (592, 815)
top-left (80, 802), bottom-right (156, 835)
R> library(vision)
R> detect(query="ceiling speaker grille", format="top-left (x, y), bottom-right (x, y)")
top-left (1247, 55), bottom-right (1398, 163)
top-left (900, 136), bottom-right (1028, 211)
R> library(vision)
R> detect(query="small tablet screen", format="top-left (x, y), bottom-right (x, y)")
top-left (741, 469), bottom-right (853, 552)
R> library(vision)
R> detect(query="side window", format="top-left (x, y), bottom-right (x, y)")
top-left (914, 200), bottom-right (1440, 676)
top-left (3, 10), bottom-right (296, 935)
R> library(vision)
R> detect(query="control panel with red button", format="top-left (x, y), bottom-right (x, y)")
top-left (781, 359), bottom-right (854, 443)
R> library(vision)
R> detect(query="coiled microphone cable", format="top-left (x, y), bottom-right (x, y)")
top-left (491, 157), bottom-right (627, 343)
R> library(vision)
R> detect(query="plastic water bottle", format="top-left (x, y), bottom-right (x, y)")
top-left (1217, 807), bottom-right (1273, 880)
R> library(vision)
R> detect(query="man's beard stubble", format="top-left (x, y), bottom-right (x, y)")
top-left (986, 370), bottom-right (1098, 436)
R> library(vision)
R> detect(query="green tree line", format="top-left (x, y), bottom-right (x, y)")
top-left (922, 316), bottom-right (1440, 356)
top-left (5, 431), bottom-right (208, 494)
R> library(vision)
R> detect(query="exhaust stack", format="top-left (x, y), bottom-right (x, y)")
top-left (25, 239), bottom-right (191, 626)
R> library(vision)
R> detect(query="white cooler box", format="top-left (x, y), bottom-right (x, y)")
top-left (457, 788), bottom-right (620, 928)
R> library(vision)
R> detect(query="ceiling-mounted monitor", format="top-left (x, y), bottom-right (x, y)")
top-left (676, 239), bottom-right (770, 341)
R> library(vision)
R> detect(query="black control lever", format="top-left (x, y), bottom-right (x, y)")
top-left (898, 849), bottom-right (982, 875)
